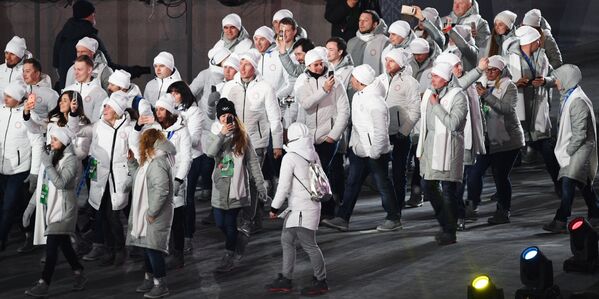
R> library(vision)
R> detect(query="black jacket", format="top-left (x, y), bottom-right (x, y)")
top-left (325, 0), bottom-right (381, 42)
top-left (52, 18), bottom-right (150, 90)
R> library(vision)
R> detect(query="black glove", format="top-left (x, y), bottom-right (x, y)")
top-left (128, 65), bottom-right (152, 79)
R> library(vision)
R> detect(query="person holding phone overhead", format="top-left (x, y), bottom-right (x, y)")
top-left (293, 49), bottom-right (350, 220)
top-left (205, 98), bottom-right (267, 273)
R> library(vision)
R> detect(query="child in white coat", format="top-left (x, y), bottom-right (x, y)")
top-left (267, 122), bottom-right (328, 296)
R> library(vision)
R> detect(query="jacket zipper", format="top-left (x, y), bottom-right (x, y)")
top-left (1, 108), bottom-right (14, 172)
top-left (158, 79), bottom-right (164, 103)
top-left (242, 82), bottom-right (247, 122)
top-left (299, 211), bottom-right (303, 226)
top-left (108, 120), bottom-right (126, 193)
top-left (315, 77), bottom-right (320, 140)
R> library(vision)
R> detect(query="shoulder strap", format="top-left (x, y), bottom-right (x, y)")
top-left (290, 153), bottom-right (313, 195)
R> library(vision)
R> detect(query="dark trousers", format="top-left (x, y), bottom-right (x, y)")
top-left (315, 141), bottom-right (339, 217)
top-left (409, 143), bottom-right (422, 191)
top-left (0, 172), bottom-right (28, 244)
top-left (144, 248), bottom-right (166, 278)
top-left (171, 206), bottom-right (185, 251)
top-left (99, 183), bottom-right (124, 252)
top-left (457, 165), bottom-right (472, 219)
top-left (198, 154), bottom-right (215, 190)
top-left (390, 133), bottom-right (411, 210)
top-left (529, 138), bottom-right (560, 186)
top-left (42, 235), bottom-right (83, 284)
top-left (555, 177), bottom-right (599, 222)
top-left (423, 180), bottom-right (459, 234)
top-left (184, 156), bottom-right (202, 238)
top-left (467, 149), bottom-right (519, 210)
top-left (337, 150), bottom-right (399, 221)
top-left (213, 207), bottom-right (241, 251)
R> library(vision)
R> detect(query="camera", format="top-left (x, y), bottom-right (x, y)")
top-left (226, 115), bottom-right (234, 124)
top-left (328, 70), bottom-right (334, 78)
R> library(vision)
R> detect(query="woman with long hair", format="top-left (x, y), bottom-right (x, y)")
top-left (127, 128), bottom-right (176, 298)
top-left (166, 81), bottom-right (205, 254)
top-left (488, 10), bottom-right (519, 57)
top-left (25, 127), bottom-right (87, 297)
top-left (205, 98), bottom-right (266, 273)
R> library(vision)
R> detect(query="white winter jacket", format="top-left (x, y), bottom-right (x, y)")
top-left (378, 71), bottom-right (421, 136)
top-left (63, 80), bottom-right (108, 123)
top-left (88, 116), bottom-right (139, 211)
top-left (220, 73), bottom-right (283, 149)
top-left (349, 80), bottom-right (392, 159)
top-left (294, 71), bottom-right (350, 144)
top-left (0, 59), bottom-right (27, 96)
top-left (179, 104), bottom-right (204, 159)
top-left (143, 68), bottom-right (182, 106)
top-left (144, 117), bottom-right (192, 208)
top-left (0, 104), bottom-right (31, 175)
top-left (258, 46), bottom-right (292, 100)
top-left (271, 151), bottom-right (322, 231)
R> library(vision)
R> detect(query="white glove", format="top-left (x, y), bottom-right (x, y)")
top-left (22, 200), bottom-right (36, 228)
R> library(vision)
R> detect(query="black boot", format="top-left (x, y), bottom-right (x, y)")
top-left (487, 205), bottom-right (510, 225)
top-left (301, 276), bottom-right (329, 296)
top-left (266, 273), bottom-right (292, 293)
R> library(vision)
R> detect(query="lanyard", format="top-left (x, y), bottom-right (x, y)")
top-left (520, 49), bottom-right (536, 78)
top-left (559, 87), bottom-right (577, 116)
top-left (167, 131), bottom-right (175, 140)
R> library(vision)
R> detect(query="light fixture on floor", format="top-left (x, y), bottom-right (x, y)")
top-left (564, 217), bottom-right (598, 273)
top-left (515, 246), bottom-right (561, 298)
top-left (467, 275), bottom-right (504, 299)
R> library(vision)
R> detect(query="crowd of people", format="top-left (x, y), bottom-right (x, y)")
top-left (0, 0), bottom-right (597, 298)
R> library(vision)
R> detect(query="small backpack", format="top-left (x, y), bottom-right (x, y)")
top-left (292, 153), bottom-right (332, 202)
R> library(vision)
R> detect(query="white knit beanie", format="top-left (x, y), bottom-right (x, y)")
top-left (494, 10), bottom-right (517, 30)
top-left (153, 51), bottom-right (175, 71)
top-left (76, 37), bottom-right (99, 53)
top-left (272, 9), bottom-right (293, 22)
top-left (156, 93), bottom-right (177, 115)
top-left (108, 69), bottom-right (131, 89)
top-left (522, 9), bottom-right (542, 27)
top-left (51, 126), bottom-right (73, 147)
top-left (3, 81), bottom-right (27, 102)
top-left (223, 53), bottom-right (241, 71)
top-left (105, 92), bottom-right (128, 117)
top-left (488, 55), bottom-right (506, 71)
top-left (385, 48), bottom-right (411, 67)
top-left (516, 26), bottom-right (541, 45)
top-left (239, 50), bottom-right (261, 70)
top-left (388, 21), bottom-right (411, 38)
top-left (352, 64), bottom-right (376, 85)
top-left (435, 53), bottom-right (461, 67)
top-left (254, 26), bottom-right (275, 44)
top-left (222, 13), bottom-right (242, 30)
top-left (5, 36), bottom-right (27, 58)
top-left (408, 38), bottom-right (430, 54)
top-left (431, 62), bottom-right (454, 81)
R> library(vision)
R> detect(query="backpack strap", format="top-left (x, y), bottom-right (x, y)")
top-left (290, 153), bottom-right (313, 195)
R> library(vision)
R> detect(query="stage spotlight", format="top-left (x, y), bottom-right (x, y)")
top-left (563, 217), bottom-right (598, 273)
top-left (515, 246), bottom-right (561, 299)
top-left (467, 275), bottom-right (504, 299)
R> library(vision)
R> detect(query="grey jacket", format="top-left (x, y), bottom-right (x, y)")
top-left (444, 0), bottom-right (491, 59)
top-left (279, 50), bottom-right (305, 78)
top-left (420, 86), bottom-right (468, 182)
top-left (481, 78), bottom-right (525, 154)
top-left (206, 130), bottom-right (266, 210)
top-left (44, 146), bottom-right (79, 236)
top-left (542, 30), bottom-right (563, 69)
top-left (447, 27), bottom-right (479, 72)
top-left (421, 18), bottom-right (445, 49)
top-left (126, 139), bottom-right (175, 254)
top-left (553, 65), bottom-right (596, 184)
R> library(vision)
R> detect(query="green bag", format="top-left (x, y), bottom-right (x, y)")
top-left (220, 154), bottom-right (234, 178)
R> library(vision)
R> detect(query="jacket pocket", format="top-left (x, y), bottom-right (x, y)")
top-left (330, 118), bottom-right (334, 129)
top-left (112, 162), bottom-right (131, 193)
top-left (397, 111), bottom-right (401, 129)
top-left (257, 121), bottom-right (263, 139)
top-left (17, 150), bottom-right (20, 165)
top-left (367, 133), bottom-right (372, 146)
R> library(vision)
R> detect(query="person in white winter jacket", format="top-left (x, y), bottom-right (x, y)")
top-left (294, 49), bottom-right (350, 218)
top-left (220, 50), bottom-right (284, 234)
top-left (88, 91), bottom-right (139, 266)
top-left (137, 93), bottom-right (191, 269)
top-left (63, 55), bottom-right (108, 123)
top-left (106, 69), bottom-right (153, 121)
top-left (64, 37), bottom-right (113, 90)
top-left (377, 48), bottom-right (421, 212)
top-left (189, 47), bottom-right (230, 105)
top-left (211, 13), bottom-right (253, 55)
top-left (322, 65), bottom-right (401, 233)
top-left (267, 122), bottom-right (329, 296)
top-left (167, 81), bottom-right (204, 253)
top-left (254, 26), bottom-right (293, 103)
top-left (0, 82), bottom-right (31, 250)
top-left (0, 36), bottom-right (29, 94)
top-left (144, 51), bottom-right (182, 106)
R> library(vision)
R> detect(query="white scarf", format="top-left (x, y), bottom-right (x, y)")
top-left (464, 83), bottom-right (485, 154)
top-left (554, 87), bottom-right (597, 180)
top-left (356, 31), bottom-right (376, 43)
top-left (416, 87), bottom-right (462, 171)
top-left (130, 161), bottom-right (151, 239)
